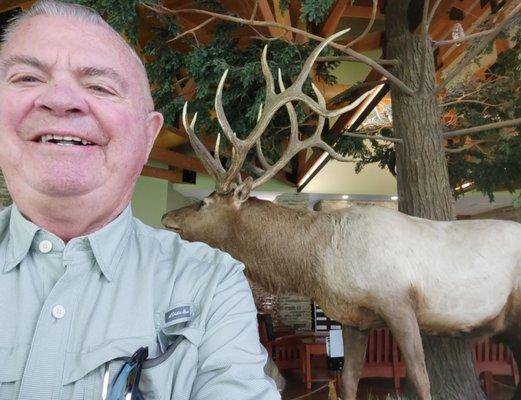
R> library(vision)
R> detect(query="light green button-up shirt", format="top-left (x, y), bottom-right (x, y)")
top-left (0, 204), bottom-right (279, 400)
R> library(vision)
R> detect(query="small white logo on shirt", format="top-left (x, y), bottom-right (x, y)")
top-left (165, 306), bottom-right (191, 324)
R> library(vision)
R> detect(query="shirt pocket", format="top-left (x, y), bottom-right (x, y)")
top-left (62, 337), bottom-right (156, 400)
top-left (139, 325), bottom-right (203, 400)
top-left (0, 345), bottom-right (28, 399)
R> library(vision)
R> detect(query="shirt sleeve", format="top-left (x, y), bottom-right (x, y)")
top-left (189, 262), bottom-right (281, 400)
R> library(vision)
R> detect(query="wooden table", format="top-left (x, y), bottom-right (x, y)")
top-left (298, 333), bottom-right (329, 389)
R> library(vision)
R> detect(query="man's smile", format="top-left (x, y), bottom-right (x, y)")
top-left (38, 134), bottom-right (94, 146)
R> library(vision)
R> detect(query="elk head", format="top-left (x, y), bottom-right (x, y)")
top-left (162, 29), bottom-right (371, 242)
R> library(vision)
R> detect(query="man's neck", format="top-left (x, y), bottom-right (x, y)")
top-left (13, 191), bottom-right (131, 243)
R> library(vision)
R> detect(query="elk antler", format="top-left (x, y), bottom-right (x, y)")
top-left (183, 29), bottom-right (372, 194)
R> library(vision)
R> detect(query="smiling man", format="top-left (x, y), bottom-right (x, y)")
top-left (0, 1), bottom-right (279, 399)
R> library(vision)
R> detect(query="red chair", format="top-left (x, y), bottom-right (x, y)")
top-left (474, 338), bottom-right (519, 399)
top-left (362, 328), bottom-right (406, 393)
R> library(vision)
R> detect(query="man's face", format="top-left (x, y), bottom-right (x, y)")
top-left (0, 15), bottom-right (163, 200)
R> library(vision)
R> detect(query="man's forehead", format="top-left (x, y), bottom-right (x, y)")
top-left (1, 14), bottom-right (135, 72)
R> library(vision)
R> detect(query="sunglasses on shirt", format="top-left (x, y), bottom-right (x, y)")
top-left (102, 346), bottom-right (148, 400)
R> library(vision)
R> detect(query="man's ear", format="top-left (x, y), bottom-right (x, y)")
top-left (144, 111), bottom-right (164, 160)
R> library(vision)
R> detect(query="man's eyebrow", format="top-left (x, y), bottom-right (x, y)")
top-left (77, 66), bottom-right (128, 90)
top-left (0, 55), bottom-right (51, 75)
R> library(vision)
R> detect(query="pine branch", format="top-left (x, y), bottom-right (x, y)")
top-left (442, 118), bottom-right (521, 138)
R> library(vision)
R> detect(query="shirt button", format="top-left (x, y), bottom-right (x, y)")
top-left (52, 305), bottom-right (66, 319)
top-left (39, 240), bottom-right (53, 253)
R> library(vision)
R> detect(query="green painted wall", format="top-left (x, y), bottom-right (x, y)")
top-left (131, 174), bottom-right (168, 229)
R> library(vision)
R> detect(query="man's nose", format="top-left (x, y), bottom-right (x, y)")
top-left (34, 83), bottom-right (89, 116)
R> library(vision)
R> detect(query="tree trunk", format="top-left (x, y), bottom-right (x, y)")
top-left (385, 1), bottom-right (486, 398)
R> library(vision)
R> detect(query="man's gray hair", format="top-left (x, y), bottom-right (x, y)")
top-left (1, 0), bottom-right (154, 111)
top-left (2, 0), bottom-right (145, 71)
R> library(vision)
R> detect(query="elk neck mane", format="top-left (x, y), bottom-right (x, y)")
top-left (223, 197), bottom-right (334, 297)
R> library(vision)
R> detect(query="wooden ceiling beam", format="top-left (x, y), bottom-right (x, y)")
top-left (257, 0), bottom-right (289, 38)
top-left (0, 0), bottom-right (27, 12)
top-left (320, 0), bottom-right (348, 37)
top-left (273, 0), bottom-right (293, 40)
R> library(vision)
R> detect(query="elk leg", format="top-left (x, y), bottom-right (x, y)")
top-left (381, 307), bottom-right (431, 400)
top-left (340, 326), bottom-right (369, 400)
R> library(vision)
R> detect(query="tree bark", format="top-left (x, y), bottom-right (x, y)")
top-left (385, 1), bottom-right (486, 398)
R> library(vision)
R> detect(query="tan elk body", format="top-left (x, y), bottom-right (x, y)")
top-left (163, 193), bottom-right (521, 399)
top-left (162, 30), bottom-right (521, 400)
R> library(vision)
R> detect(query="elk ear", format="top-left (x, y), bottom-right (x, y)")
top-left (233, 177), bottom-right (253, 203)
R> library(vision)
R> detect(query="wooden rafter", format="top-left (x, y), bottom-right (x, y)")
top-left (273, 0), bottom-right (293, 40)
top-left (320, 0), bottom-right (348, 37)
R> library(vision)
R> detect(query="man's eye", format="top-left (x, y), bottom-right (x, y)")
top-left (11, 75), bottom-right (41, 84)
top-left (88, 85), bottom-right (114, 95)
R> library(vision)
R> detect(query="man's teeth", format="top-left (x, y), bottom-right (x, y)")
top-left (39, 134), bottom-right (93, 145)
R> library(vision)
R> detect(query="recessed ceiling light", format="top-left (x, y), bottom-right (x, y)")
top-left (391, 196), bottom-right (399, 201)
top-left (342, 195), bottom-right (349, 200)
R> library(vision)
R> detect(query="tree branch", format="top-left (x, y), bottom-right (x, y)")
top-left (440, 99), bottom-right (499, 108)
top-left (167, 17), bottom-right (216, 43)
top-left (435, 3), bottom-right (521, 93)
top-left (143, 3), bottom-right (415, 96)
top-left (434, 28), bottom-right (496, 48)
top-left (427, 0), bottom-right (443, 27)
top-left (442, 118), bottom-right (521, 138)
top-left (343, 130), bottom-right (403, 143)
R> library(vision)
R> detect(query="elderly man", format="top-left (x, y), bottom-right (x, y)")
top-left (0, 1), bottom-right (280, 399)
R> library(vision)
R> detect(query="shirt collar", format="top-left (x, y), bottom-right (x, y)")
top-left (2, 204), bottom-right (133, 282)
top-left (86, 205), bottom-right (133, 282)
top-left (3, 204), bottom-right (39, 273)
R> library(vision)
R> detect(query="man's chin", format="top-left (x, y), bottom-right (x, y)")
top-left (28, 176), bottom-right (103, 198)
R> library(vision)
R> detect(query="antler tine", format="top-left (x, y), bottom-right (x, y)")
top-left (214, 133), bottom-right (225, 171)
top-left (296, 86), bottom-right (371, 118)
top-left (293, 28), bottom-right (350, 90)
top-left (215, 69), bottom-right (241, 148)
top-left (255, 139), bottom-right (271, 171)
top-left (182, 102), bottom-right (225, 183)
top-left (257, 103), bottom-right (263, 122)
top-left (261, 45), bottom-right (276, 96)
top-left (277, 68), bottom-right (299, 143)
top-left (315, 141), bottom-right (356, 162)
top-left (310, 83), bottom-right (326, 140)
top-left (250, 72), bottom-right (304, 191)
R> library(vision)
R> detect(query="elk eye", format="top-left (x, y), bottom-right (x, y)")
top-left (198, 199), bottom-right (211, 210)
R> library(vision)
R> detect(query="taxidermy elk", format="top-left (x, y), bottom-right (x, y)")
top-left (162, 30), bottom-right (521, 400)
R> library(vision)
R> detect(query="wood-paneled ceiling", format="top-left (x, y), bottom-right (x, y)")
top-left (0, 0), bottom-right (512, 188)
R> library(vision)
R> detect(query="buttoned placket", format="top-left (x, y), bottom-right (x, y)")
top-left (17, 240), bottom-right (95, 400)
